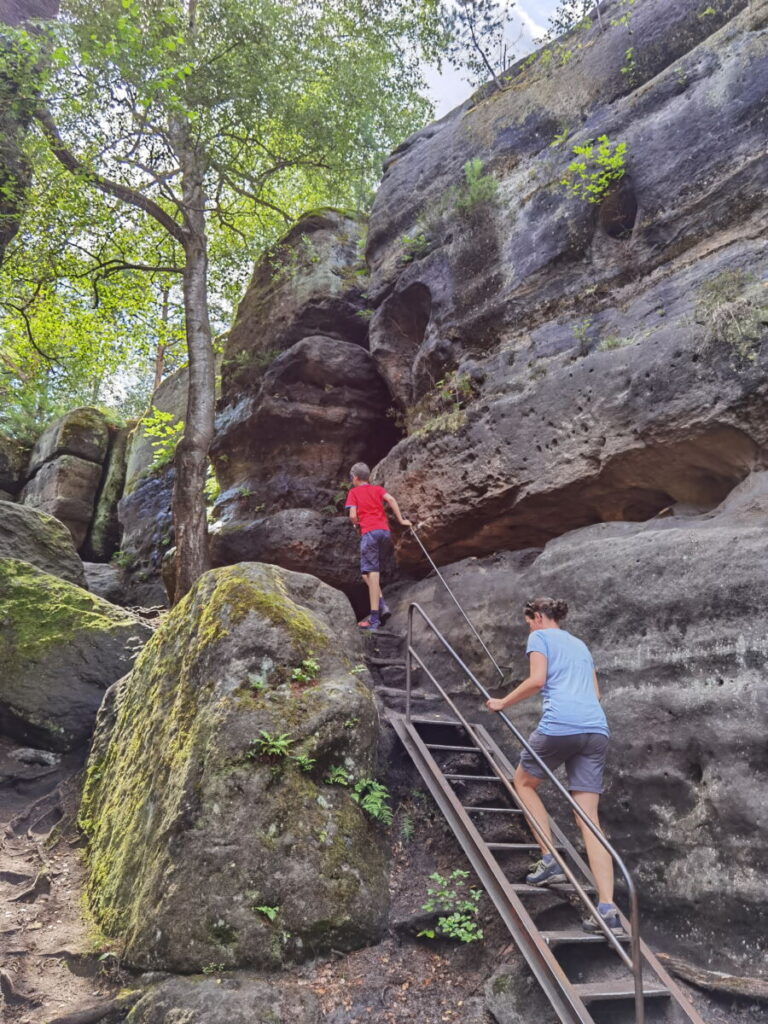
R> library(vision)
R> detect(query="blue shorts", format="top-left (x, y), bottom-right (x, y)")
top-left (360, 529), bottom-right (392, 574)
top-left (519, 729), bottom-right (608, 794)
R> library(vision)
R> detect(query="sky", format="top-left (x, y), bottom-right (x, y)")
top-left (425, 0), bottom-right (561, 117)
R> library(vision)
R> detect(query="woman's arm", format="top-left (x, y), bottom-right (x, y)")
top-left (486, 652), bottom-right (547, 712)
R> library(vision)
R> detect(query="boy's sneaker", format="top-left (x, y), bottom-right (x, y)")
top-left (582, 903), bottom-right (627, 937)
top-left (525, 855), bottom-right (566, 886)
top-left (358, 616), bottom-right (380, 630)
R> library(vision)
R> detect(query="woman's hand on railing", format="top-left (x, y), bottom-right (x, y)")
top-left (486, 697), bottom-right (507, 712)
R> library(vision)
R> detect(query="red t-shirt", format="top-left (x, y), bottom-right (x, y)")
top-left (345, 484), bottom-right (390, 535)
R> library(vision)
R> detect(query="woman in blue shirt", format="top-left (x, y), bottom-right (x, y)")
top-left (486, 596), bottom-right (623, 936)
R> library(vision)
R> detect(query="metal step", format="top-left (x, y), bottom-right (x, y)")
top-left (573, 981), bottom-right (669, 1002)
top-left (425, 744), bottom-right (480, 753)
top-left (463, 805), bottom-right (523, 814)
top-left (444, 773), bottom-right (503, 782)
top-left (511, 883), bottom-right (596, 895)
top-left (542, 931), bottom-right (630, 947)
top-left (488, 842), bottom-right (560, 852)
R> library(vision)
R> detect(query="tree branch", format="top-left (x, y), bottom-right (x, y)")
top-left (34, 106), bottom-right (187, 247)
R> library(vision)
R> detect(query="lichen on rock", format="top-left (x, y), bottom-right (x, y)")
top-left (79, 562), bottom-right (389, 972)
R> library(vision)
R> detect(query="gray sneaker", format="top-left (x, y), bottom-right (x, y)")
top-left (582, 905), bottom-right (627, 937)
top-left (526, 856), bottom-right (566, 886)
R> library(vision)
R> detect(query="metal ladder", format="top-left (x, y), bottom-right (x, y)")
top-left (387, 601), bottom-right (707, 1024)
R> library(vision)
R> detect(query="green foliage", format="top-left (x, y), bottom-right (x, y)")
top-left (695, 270), bottom-right (766, 361)
top-left (408, 369), bottom-right (477, 438)
top-left (249, 730), bottom-right (293, 759)
top-left (291, 753), bottom-right (316, 773)
top-left (204, 465), bottom-right (221, 508)
top-left (349, 664), bottom-right (367, 676)
top-left (246, 672), bottom-right (267, 692)
top-left (454, 159), bottom-right (498, 217)
top-left (399, 231), bottom-right (431, 263)
top-left (351, 779), bottom-right (393, 824)
top-left (399, 812), bottom-right (415, 843)
top-left (561, 136), bottom-right (628, 205)
top-left (418, 870), bottom-right (484, 943)
top-left (291, 656), bottom-right (320, 686)
top-left (142, 407), bottom-right (184, 471)
top-left (110, 549), bottom-right (136, 571)
top-left (201, 962), bottom-right (226, 974)
top-left (598, 335), bottom-right (631, 351)
top-left (325, 765), bottom-right (351, 786)
top-left (255, 904), bottom-right (279, 921)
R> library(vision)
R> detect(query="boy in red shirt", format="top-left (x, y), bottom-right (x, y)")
top-left (345, 462), bottom-right (411, 630)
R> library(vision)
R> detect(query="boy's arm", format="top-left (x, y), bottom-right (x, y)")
top-left (383, 492), bottom-right (411, 527)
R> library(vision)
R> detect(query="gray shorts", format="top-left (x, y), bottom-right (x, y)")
top-left (519, 729), bottom-right (609, 794)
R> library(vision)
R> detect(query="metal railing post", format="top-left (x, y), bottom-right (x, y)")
top-left (406, 603), bottom-right (413, 723)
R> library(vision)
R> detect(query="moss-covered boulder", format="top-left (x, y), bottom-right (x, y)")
top-left (0, 559), bottom-right (151, 750)
top-left (0, 500), bottom-right (86, 586)
top-left (79, 562), bottom-right (389, 972)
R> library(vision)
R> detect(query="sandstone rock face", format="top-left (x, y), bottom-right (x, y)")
top-left (0, 500), bottom-right (85, 586)
top-left (79, 563), bottom-right (389, 971)
top-left (221, 209), bottom-right (368, 398)
top-left (84, 424), bottom-right (130, 561)
top-left (0, 559), bottom-right (150, 750)
top-left (126, 975), bottom-right (321, 1024)
top-left (123, 366), bottom-right (188, 492)
top-left (212, 211), bottom-right (400, 595)
top-left (0, 433), bottom-right (28, 496)
top-left (21, 408), bottom-right (111, 550)
top-left (363, 0), bottom-right (768, 571)
top-left (385, 472), bottom-right (768, 975)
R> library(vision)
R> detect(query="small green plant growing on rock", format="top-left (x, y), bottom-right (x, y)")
top-left (454, 158), bottom-right (498, 217)
top-left (110, 549), bottom-right (136, 571)
top-left (256, 904), bottom-right (279, 921)
top-left (695, 270), bottom-right (766, 360)
top-left (325, 764), bottom-right (351, 786)
top-left (142, 406), bottom-right (184, 471)
top-left (201, 962), bottom-right (226, 975)
top-left (418, 869), bottom-right (483, 943)
top-left (291, 656), bottom-right (320, 686)
top-left (247, 672), bottom-right (266, 692)
top-left (399, 231), bottom-right (430, 263)
top-left (292, 753), bottom-right (316, 772)
top-left (561, 135), bottom-right (628, 204)
top-left (249, 730), bottom-right (293, 759)
top-left (351, 778), bottom-right (393, 824)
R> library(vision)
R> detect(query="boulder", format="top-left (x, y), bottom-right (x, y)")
top-left (220, 209), bottom-right (368, 399)
top-left (22, 408), bottom-right (112, 550)
top-left (0, 432), bottom-right (28, 495)
top-left (116, 469), bottom-right (173, 601)
top-left (0, 499), bottom-right (86, 586)
top-left (82, 562), bottom-right (130, 606)
top-left (26, 406), bottom-right (109, 475)
top-left (362, 0), bottom-right (768, 570)
top-left (0, 558), bottom-right (151, 751)
top-left (385, 472), bottom-right (768, 976)
top-left (79, 562), bottom-right (389, 971)
top-left (485, 961), bottom-right (558, 1024)
top-left (21, 453), bottom-right (104, 550)
top-left (126, 974), bottom-right (321, 1024)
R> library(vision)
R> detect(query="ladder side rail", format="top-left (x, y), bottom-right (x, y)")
top-left (407, 644), bottom-right (634, 972)
top-left (392, 715), bottom-right (597, 1024)
top-left (407, 601), bottom-right (645, 1024)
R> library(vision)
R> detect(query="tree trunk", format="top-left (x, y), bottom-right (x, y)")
top-left (171, 122), bottom-right (214, 602)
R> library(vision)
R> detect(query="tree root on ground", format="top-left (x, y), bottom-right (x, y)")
top-left (657, 952), bottom-right (768, 1003)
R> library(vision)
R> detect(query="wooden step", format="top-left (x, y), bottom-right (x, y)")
top-left (573, 980), bottom-right (669, 1002)
top-left (425, 744), bottom-right (480, 753)
top-left (511, 882), bottom-right (596, 895)
top-left (542, 930), bottom-right (630, 946)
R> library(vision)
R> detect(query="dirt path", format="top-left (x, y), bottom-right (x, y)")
top-left (0, 736), bottom-right (121, 1023)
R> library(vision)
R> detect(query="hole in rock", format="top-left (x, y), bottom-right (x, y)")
top-left (599, 177), bottom-right (638, 239)
top-left (687, 762), bottom-right (704, 784)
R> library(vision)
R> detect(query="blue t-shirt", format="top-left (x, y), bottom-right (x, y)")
top-left (526, 629), bottom-right (609, 737)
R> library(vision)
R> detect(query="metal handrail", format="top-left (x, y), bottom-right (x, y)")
top-left (409, 524), bottom-right (505, 682)
top-left (406, 601), bottom-right (645, 1024)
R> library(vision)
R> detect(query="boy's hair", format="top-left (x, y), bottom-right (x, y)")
top-left (524, 597), bottom-right (568, 622)
top-left (349, 462), bottom-right (371, 482)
